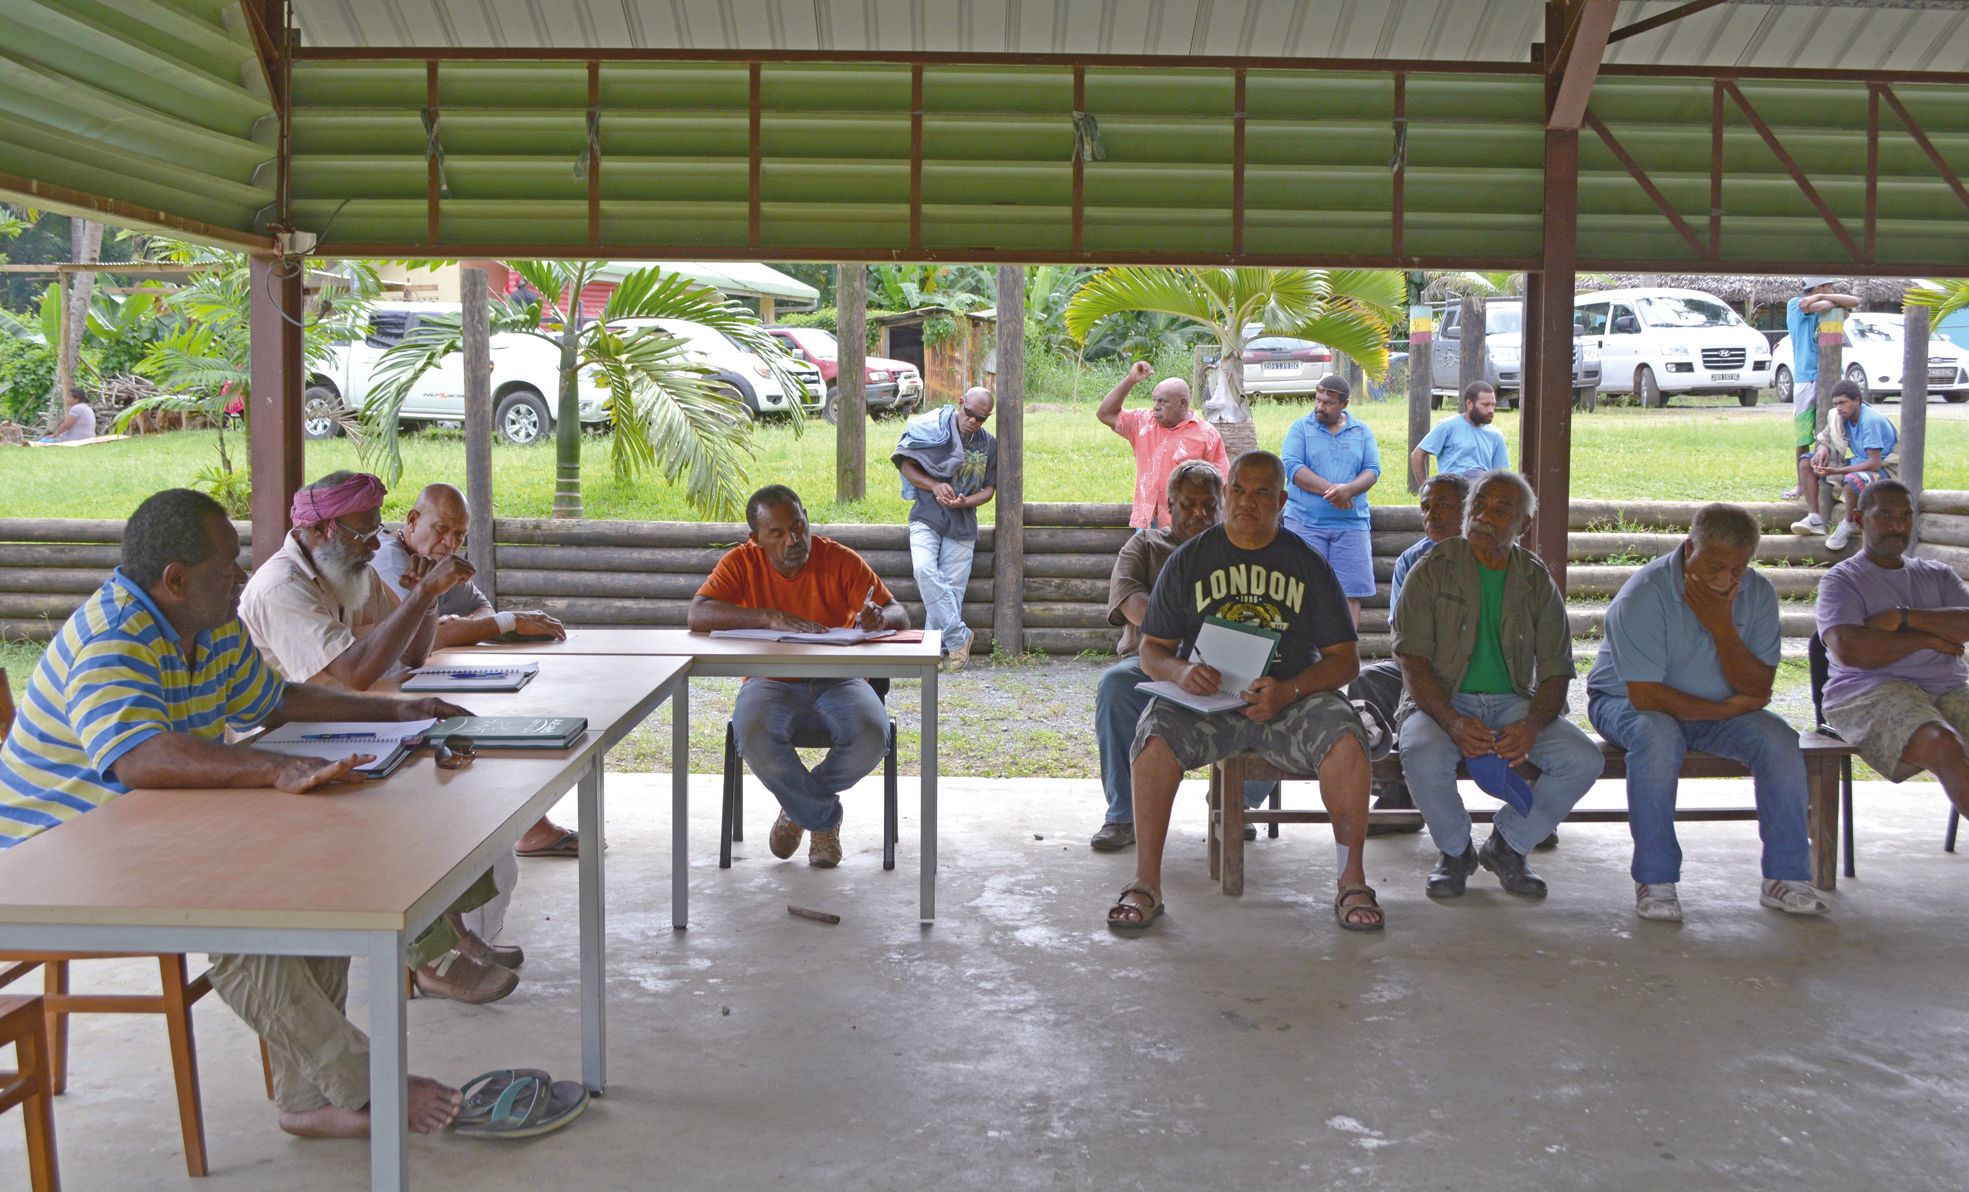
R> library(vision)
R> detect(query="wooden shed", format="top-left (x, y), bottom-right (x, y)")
top-left (869, 307), bottom-right (997, 405)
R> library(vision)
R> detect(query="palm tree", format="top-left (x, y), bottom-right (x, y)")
top-left (1905, 279), bottom-right (1969, 324)
top-left (1063, 267), bottom-right (1404, 457)
top-left (363, 260), bottom-right (805, 520)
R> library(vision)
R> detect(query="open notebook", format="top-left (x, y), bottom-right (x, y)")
top-left (709, 627), bottom-right (899, 645)
top-left (254, 719), bottom-right (437, 779)
top-left (1139, 617), bottom-right (1282, 714)
top-left (402, 661), bottom-right (540, 692)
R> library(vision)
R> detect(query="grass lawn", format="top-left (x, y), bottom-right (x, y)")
top-left (6, 395), bottom-right (1965, 524)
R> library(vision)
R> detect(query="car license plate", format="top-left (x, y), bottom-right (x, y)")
top-left (1712, 372), bottom-right (1739, 381)
top-left (1262, 362), bottom-right (1297, 372)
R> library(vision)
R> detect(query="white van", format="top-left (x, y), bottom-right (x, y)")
top-left (1574, 287), bottom-right (1773, 408)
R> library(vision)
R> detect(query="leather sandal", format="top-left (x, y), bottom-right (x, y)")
top-left (1334, 884), bottom-right (1385, 932)
top-left (1106, 880), bottom-right (1165, 932)
top-left (413, 950), bottom-right (520, 1004)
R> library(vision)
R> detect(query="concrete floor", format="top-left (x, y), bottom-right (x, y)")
top-left (5, 772), bottom-right (1969, 1191)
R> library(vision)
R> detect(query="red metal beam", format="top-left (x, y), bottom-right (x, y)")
top-left (1546, 0), bottom-right (1619, 131)
top-left (909, 64), bottom-right (924, 255)
top-left (0, 172), bottom-right (273, 252)
top-left (1723, 81), bottom-right (1862, 261)
top-left (1583, 109), bottom-right (1707, 258)
top-left (1605, 0), bottom-right (1730, 46)
top-left (1879, 84), bottom-right (1969, 214)
top-left (1232, 69), bottom-right (1246, 258)
top-left (748, 63), bottom-right (762, 249)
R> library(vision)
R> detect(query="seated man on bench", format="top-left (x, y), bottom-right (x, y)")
top-left (1587, 503), bottom-right (1827, 922)
top-left (1818, 480), bottom-right (1969, 828)
top-left (689, 484), bottom-right (909, 868)
top-left (1395, 470), bottom-right (1600, 901)
top-left (1106, 451), bottom-right (1378, 933)
top-left (0, 489), bottom-right (476, 1140)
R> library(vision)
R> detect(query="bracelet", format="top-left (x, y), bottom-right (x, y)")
top-left (495, 610), bottom-right (517, 633)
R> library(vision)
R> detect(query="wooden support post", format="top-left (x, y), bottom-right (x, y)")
top-left (248, 255), bottom-right (305, 567)
top-left (836, 264), bottom-right (867, 502)
top-left (1528, 0), bottom-right (1581, 590)
top-left (461, 267), bottom-right (497, 602)
top-left (993, 265), bottom-right (1027, 657)
top-left (1817, 312), bottom-right (1847, 526)
top-left (1904, 304), bottom-right (1930, 547)
top-left (1407, 303), bottom-right (1435, 491)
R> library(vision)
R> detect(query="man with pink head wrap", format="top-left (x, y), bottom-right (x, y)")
top-left (240, 470), bottom-right (520, 1003)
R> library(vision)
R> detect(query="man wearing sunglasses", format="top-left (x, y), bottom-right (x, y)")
top-left (240, 471), bottom-right (519, 1004)
top-left (893, 388), bottom-right (998, 670)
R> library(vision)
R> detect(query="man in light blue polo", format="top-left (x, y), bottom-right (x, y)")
top-left (1813, 379), bottom-right (1899, 552)
top-left (1409, 381), bottom-right (1508, 487)
top-left (1586, 502), bottom-right (1828, 922)
top-left (1281, 373), bottom-right (1380, 624)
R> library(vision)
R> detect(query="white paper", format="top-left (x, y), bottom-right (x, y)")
top-left (1138, 680), bottom-right (1251, 715)
top-left (1187, 620), bottom-right (1275, 695)
top-left (254, 719), bottom-right (437, 773)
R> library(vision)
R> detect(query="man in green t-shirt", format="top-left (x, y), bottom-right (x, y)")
top-left (1391, 470), bottom-right (1601, 900)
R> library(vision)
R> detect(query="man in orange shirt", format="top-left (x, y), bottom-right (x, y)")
top-left (1099, 360), bottom-right (1231, 530)
top-left (689, 485), bottom-right (911, 867)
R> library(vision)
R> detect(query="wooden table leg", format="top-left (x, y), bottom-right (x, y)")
top-left (1206, 765), bottom-right (1222, 881)
top-left (1808, 756), bottom-right (1839, 891)
top-left (1221, 757), bottom-right (1247, 897)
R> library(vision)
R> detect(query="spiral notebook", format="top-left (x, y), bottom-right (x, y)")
top-left (254, 719), bottom-right (438, 779)
top-left (402, 662), bottom-right (540, 692)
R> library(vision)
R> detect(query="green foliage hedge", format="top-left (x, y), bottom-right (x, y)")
top-left (0, 338), bottom-right (57, 424)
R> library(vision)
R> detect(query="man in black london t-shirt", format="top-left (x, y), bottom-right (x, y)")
top-left (1106, 451), bottom-right (1381, 934)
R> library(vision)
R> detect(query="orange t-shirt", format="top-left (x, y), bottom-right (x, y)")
top-left (696, 537), bottom-right (894, 628)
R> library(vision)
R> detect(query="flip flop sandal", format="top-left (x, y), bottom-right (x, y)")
top-left (1106, 880), bottom-right (1165, 933)
top-left (517, 828), bottom-right (579, 859)
top-left (453, 1073), bottom-right (590, 1140)
top-left (1334, 884), bottom-right (1385, 933)
top-left (455, 1069), bottom-right (551, 1128)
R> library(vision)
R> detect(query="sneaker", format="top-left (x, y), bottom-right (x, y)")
top-left (1825, 519), bottom-right (1855, 551)
top-left (1790, 514), bottom-right (1826, 536)
top-left (943, 640), bottom-right (972, 671)
top-left (1760, 878), bottom-right (1829, 916)
top-left (1636, 882), bottom-right (1683, 921)
top-left (809, 826), bottom-right (843, 868)
top-left (1090, 821), bottom-right (1136, 851)
top-left (769, 811), bottom-right (803, 860)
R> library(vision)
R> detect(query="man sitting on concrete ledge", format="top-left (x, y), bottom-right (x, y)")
top-left (689, 484), bottom-right (909, 868)
top-left (1818, 480), bottom-right (1969, 826)
top-left (1106, 451), bottom-right (1378, 933)
top-left (1588, 503), bottom-right (1827, 922)
top-left (0, 488), bottom-right (480, 1140)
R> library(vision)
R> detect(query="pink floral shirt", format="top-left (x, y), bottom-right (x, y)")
top-left (1113, 409), bottom-right (1230, 529)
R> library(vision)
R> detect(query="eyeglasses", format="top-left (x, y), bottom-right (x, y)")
top-left (331, 518), bottom-right (383, 548)
top-left (432, 734), bottom-right (477, 770)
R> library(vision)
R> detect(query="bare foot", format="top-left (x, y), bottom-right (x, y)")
top-left (276, 1075), bottom-right (462, 1139)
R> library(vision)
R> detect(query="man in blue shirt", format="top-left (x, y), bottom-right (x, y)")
top-left (1785, 276), bottom-right (1858, 524)
top-left (1409, 382), bottom-right (1508, 487)
top-left (1586, 503), bottom-right (1827, 922)
top-left (1281, 374), bottom-right (1380, 624)
top-left (1813, 379), bottom-right (1900, 552)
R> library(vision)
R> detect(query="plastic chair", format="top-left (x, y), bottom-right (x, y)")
top-left (1807, 632), bottom-right (1858, 878)
top-left (720, 679), bottom-right (899, 870)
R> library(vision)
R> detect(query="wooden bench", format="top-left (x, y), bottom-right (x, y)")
top-left (1207, 731), bottom-right (1858, 896)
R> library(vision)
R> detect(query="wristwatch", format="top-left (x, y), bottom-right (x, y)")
top-left (1898, 605), bottom-right (1910, 632)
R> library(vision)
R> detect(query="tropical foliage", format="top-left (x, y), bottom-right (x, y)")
top-left (1904, 279), bottom-right (1969, 324)
top-left (364, 260), bottom-right (805, 519)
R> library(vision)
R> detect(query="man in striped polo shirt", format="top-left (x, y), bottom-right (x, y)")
top-left (0, 488), bottom-right (481, 1140)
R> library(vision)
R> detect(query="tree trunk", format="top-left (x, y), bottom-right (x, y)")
top-left (1205, 331), bottom-right (1255, 458)
top-left (553, 313), bottom-right (584, 519)
top-left (52, 220), bottom-right (102, 419)
top-left (836, 264), bottom-right (867, 502)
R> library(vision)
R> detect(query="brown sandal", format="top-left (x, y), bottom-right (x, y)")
top-left (1335, 884), bottom-right (1385, 932)
top-left (1107, 880), bottom-right (1165, 932)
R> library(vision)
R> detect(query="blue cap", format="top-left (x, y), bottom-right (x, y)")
top-left (1465, 753), bottom-right (1536, 817)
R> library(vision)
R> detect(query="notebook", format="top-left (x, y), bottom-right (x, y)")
top-left (1139, 616), bottom-right (1282, 715)
top-left (254, 719), bottom-right (438, 779)
top-left (427, 716), bottom-right (588, 750)
top-left (402, 662), bottom-right (540, 692)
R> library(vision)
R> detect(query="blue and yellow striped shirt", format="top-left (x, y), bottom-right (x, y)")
top-left (0, 572), bottom-right (286, 849)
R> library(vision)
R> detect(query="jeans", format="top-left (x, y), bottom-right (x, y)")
top-left (733, 677), bottom-right (889, 832)
top-left (1095, 657), bottom-right (1276, 824)
top-left (1588, 694), bottom-right (1811, 885)
top-left (909, 521), bottom-right (975, 655)
top-left (1399, 692), bottom-right (1601, 856)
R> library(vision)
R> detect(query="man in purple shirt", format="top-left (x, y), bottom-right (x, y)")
top-left (1817, 480), bottom-right (1969, 821)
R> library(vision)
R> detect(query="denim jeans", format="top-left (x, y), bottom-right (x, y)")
top-left (1588, 694), bottom-right (1811, 885)
top-left (733, 677), bottom-right (888, 832)
top-left (1398, 692), bottom-right (1601, 856)
top-left (909, 521), bottom-right (975, 655)
top-left (1095, 657), bottom-right (1278, 824)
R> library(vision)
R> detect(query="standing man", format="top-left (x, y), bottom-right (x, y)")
top-left (1282, 374), bottom-right (1381, 624)
top-left (1588, 504), bottom-right (1827, 921)
top-left (1395, 470), bottom-right (1602, 901)
top-left (1097, 360), bottom-right (1230, 531)
top-left (1105, 452), bottom-right (1380, 933)
top-left (1784, 276), bottom-right (1859, 516)
top-left (1808, 379), bottom-right (1899, 552)
top-left (892, 388), bottom-right (998, 670)
top-left (1817, 481), bottom-right (1969, 826)
top-left (689, 485), bottom-right (910, 868)
top-left (1089, 459), bottom-right (1224, 851)
top-left (238, 471), bottom-right (520, 1004)
top-left (1409, 381), bottom-right (1508, 487)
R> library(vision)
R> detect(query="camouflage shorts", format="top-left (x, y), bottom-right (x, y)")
top-left (1824, 680), bottom-right (1969, 782)
top-left (1130, 689), bottom-right (1368, 773)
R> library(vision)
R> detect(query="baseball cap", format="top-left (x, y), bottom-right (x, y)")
top-left (1800, 275), bottom-right (1839, 292)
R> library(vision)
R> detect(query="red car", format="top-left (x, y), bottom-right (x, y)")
top-left (767, 326), bottom-right (925, 420)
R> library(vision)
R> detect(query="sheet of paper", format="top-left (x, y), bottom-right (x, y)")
top-left (254, 719), bottom-right (436, 773)
top-left (1188, 619), bottom-right (1277, 696)
top-left (1138, 680), bottom-right (1250, 715)
top-left (403, 662), bottom-right (539, 689)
